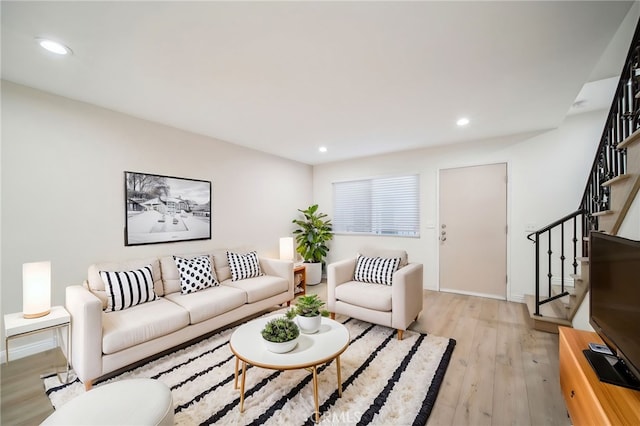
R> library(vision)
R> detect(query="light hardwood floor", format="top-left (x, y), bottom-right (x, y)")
top-left (1, 286), bottom-right (571, 425)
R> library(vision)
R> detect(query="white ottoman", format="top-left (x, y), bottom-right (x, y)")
top-left (42, 378), bottom-right (174, 425)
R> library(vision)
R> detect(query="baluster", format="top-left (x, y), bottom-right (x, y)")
top-left (625, 75), bottom-right (634, 139)
top-left (634, 54), bottom-right (640, 132)
top-left (608, 137), bottom-right (616, 179)
top-left (616, 100), bottom-right (622, 144)
top-left (547, 229), bottom-right (553, 299)
top-left (535, 232), bottom-right (540, 316)
top-left (560, 222), bottom-right (565, 293)
top-left (624, 76), bottom-right (628, 139)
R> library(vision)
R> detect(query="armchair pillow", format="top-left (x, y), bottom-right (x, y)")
top-left (227, 251), bottom-right (263, 281)
top-left (354, 255), bottom-right (401, 286)
top-left (174, 255), bottom-right (218, 294)
top-left (100, 265), bottom-right (158, 312)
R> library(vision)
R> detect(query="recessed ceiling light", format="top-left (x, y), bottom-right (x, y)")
top-left (36, 38), bottom-right (72, 55)
top-left (319, 146), bottom-right (328, 153)
top-left (456, 117), bottom-right (470, 127)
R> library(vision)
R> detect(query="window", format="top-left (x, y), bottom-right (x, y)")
top-left (333, 174), bottom-right (419, 237)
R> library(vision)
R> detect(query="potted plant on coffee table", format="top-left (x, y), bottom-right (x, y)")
top-left (292, 204), bottom-right (333, 285)
top-left (260, 316), bottom-right (300, 353)
top-left (286, 294), bottom-right (330, 334)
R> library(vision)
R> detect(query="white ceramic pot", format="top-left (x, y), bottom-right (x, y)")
top-left (305, 262), bottom-right (322, 285)
top-left (262, 336), bottom-right (298, 353)
top-left (296, 315), bottom-right (321, 334)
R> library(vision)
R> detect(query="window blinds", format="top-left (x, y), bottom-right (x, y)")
top-left (333, 174), bottom-right (419, 237)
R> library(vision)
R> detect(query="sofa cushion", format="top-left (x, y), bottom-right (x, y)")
top-left (354, 255), bottom-right (401, 286)
top-left (100, 265), bottom-right (158, 312)
top-left (164, 285), bottom-right (247, 324)
top-left (174, 255), bottom-right (218, 294)
top-left (221, 275), bottom-right (288, 303)
top-left (227, 251), bottom-right (263, 281)
top-left (102, 298), bottom-right (189, 354)
top-left (88, 258), bottom-right (163, 309)
top-left (358, 248), bottom-right (408, 268)
top-left (334, 281), bottom-right (392, 312)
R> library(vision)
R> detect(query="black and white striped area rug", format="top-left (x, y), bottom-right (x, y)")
top-left (44, 317), bottom-right (455, 425)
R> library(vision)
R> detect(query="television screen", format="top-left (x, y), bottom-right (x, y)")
top-left (589, 232), bottom-right (640, 386)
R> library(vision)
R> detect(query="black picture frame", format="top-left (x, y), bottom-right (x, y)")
top-left (124, 171), bottom-right (211, 246)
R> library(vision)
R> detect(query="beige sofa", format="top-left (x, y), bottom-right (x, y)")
top-left (66, 251), bottom-right (293, 389)
top-left (327, 248), bottom-right (423, 340)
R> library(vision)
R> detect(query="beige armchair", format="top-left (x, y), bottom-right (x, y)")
top-left (327, 249), bottom-right (423, 340)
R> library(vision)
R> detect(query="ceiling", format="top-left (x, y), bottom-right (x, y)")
top-left (1, 1), bottom-right (635, 165)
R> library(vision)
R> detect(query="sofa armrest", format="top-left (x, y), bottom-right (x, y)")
top-left (259, 258), bottom-right (294, 297)
top-left (391, 263), bottom-right (424, 330)
top-left (327, 258), bottom-right (357, 312)
top-left (66, 284), bottom-right (103, 385)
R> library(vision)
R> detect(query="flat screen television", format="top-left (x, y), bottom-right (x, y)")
top-left (588, 231), bottom-right (640, 390)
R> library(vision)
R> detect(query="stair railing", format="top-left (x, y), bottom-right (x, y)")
top-left (527, 17), bottom-right (640, 320)
top-left (527, 209), bottom-right (585, 316)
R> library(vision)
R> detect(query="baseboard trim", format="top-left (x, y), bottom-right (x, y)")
top-left (439, 287), bottom-right (506, 301)
top-left (2, 335), bottom-right (57, 364)
top-left (510, 293), bottom-right (525, 304)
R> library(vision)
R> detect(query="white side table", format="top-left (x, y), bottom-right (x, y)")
top-left (4, 305), bottom-right (72, 383)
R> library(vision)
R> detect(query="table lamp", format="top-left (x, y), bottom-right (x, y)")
top-left (279, 237), bottom-right (295, 261)
top-left (23, 261), bottom-right (51, 318)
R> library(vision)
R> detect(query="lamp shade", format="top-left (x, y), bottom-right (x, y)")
top-left (23, 261), bottom-right (51, 318)
top-left (279, 237), bottom-right (295, 261)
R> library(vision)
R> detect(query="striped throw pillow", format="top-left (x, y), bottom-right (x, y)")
top-left (354, 255), bottom-right (401, 286)
top-left (227, 251), bottom-right (263, 281)
top-left (100, 265), bottom-right (158, 312)
top-left (174, 255), bottom-right (218, 294)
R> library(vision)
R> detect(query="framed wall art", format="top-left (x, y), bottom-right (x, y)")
top-left (124, 171), bottom-right (211, 246)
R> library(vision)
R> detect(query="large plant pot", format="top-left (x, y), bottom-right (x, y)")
top-left (296, 315), bottom-right (321, 334)
top-left (305, 262), bottom-right (322, 285)
top-left (262, 336), bottom-right (299, 353)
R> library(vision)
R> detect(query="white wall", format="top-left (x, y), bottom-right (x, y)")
top-left (313, 109), bottom-right (608, 302)
top-left (1, 81), bottom-right (313, 356)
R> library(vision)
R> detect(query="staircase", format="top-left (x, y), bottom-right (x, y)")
top-left (525, 18), bottom-right (640, 333)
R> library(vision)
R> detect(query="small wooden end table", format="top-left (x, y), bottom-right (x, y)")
top-left (229, 315), bottom-right (349, 423)
top-left (294, 264), bottom-right (306, 296)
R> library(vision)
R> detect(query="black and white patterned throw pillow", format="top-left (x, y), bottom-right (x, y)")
top-left (174, 255), bottom-right (218, 294)
top-left (227, 251), bottom-right (263, 281)
top-left (100, 265), bottom-right (158, 312)
top-left (354, 255), bottom-right (401, 286)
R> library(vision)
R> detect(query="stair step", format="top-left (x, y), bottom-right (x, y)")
top-left (576, 256), bottom-right (589, 263)
top-left (602, 174), bottom-right (631, 187)
top-left (552, 284), bottom-right (576, 296)
top-left (618, 128), bottom-right (640, 148)
top-left (524, 294), bottom-right (572, 333)
top-left (551, 285), bottom-right (576, 309)
top-left (592, 210), bottom-right (614, 217)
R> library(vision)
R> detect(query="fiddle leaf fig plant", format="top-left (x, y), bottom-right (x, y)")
top-left (292, 204), bottom-right (333, 263)
top-left (286, 294), bottom-right (330, 318)
top-left (261, 317), bottom-right (300, 343)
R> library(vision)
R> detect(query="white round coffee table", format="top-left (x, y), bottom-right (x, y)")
top-left (229, 315), bottom-right (350, 423)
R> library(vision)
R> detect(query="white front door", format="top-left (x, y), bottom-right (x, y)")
top-left (439, 163), bottom-right (507, 299)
